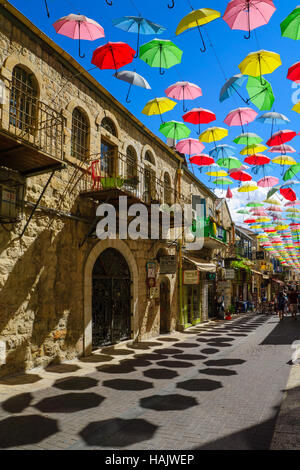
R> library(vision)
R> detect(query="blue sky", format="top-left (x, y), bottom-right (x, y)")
top-left (9, 0), bottom-right (300, 208)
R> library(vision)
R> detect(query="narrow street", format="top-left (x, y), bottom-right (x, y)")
top-left (0, 313), bottom-right (299, 450)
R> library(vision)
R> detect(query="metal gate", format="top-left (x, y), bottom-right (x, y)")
top-left (92, 248), bottom-right (132, 348)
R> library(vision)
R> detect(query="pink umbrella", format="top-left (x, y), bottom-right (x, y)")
top-left (228, 164), bottom-right (250, 172)
top-left (183, 108), bottom-right (216, 135)
top-left (250, 209), bottom-right (268, 216)
top-left (285, 201), bottom-right (300, 206)
top-left (223, 0), bottom-right (276, 39)
top-left (268, 144), bottom-right (296, 154)
top-left (176, 138), bottom-right (205, 155)
top-left (224, 107), bottom-right (258, 132)
top-left (53, 14), bottom-right (105, 58)
top-left (226, 186), bottom-right (233, 198)
top-left (266, 206), bottom-right (283, 212)
top-left (257, 176), bottom-right (279, 187)
top-left (165, 81), bottom-right (202, 112)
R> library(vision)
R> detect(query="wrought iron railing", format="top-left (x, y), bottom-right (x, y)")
top-left (0, 77), bottom-right (64, 161)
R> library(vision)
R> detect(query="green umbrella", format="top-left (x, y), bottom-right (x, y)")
top-left (233, 132), bottom-right (263, 145)
top-left (217, 157), bottom-right (242, 170)
top-left (246, 202), bottom-right (264, 207)
top-left (246, 76), bottom-right (274, 111)
top-left (159, 120), bottom-right (190, 140)
top-left (267, 186), bottom-right (279, 199)
top-left (237, 209), bottom-right (250, 214)
top-left (281, 6), bottom-right (300, 40)
top-left (139, 38), bottom-right (183, 75)
top-left (213, 177), bottom-right (233, 185)
top-left (283, 163), bottom-right (300, 182)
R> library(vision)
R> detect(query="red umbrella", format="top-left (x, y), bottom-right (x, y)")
top-left (190, 154), bottom-right (214, 166)
top-left (91, 42), bottom-right (135, 73)
top-left (226, 186), bottom-right (233, 198)
top-left (280, 187), bottom-right (296, 201)
top-left (266, 130), bottom-right (297, 147)
top-left (230, 170), bottom-right (252, 181)
top-left (244, 218), bottom-right (257, 224)
top-left (244, 154), bottom-right (270, 165)
top-left (183, 108), bottom-right (216, 135)
top-left (287, 61), bottom-right (300, 83)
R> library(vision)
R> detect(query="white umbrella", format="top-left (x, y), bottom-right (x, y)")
top-left (114, 70), bottom-right (151, 103)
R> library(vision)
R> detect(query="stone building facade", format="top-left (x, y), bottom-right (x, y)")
top-left (0, 1), bottom-right (233, 377)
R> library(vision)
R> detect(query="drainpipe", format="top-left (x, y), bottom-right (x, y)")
top-left (177, 162), bottom-right (184, 328)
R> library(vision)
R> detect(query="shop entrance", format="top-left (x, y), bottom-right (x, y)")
top-left (160, 278), bottom-right (170, 333)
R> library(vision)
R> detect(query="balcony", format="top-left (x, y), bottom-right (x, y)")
top-left (204, 217), bottom-right (228, 248)
top-left (0, 77), bottom-right (65, 177)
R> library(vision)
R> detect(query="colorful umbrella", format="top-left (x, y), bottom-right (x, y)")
top-left (292, 102), bottom-right (300, 114)
top-left (240, 144), bottom-right (267, 155)
top-left (280, 6), bottom-right (300, 40)
top-left (190, 154), bottom-right (215, 171)
top-left (219, 74), bottom-right (248, 103)
top-left (53, 14), bottom-right (105, 58)
top-left (239, 50), bottom-right (281, 85)
top-left (176, 138), bottom-right (205, 155)
top-left (280, 187), bottom-right (297, 202)
top-left (114, 70), bottom-right (151, 103)
top-left (139, 39), bottom-right (183, 75)
top-left (256, 111), bottom-right (290, 136)
top-left (287, 61), bottom-right (300, 83)
top-left (237, 209), bottom-right (250, 214)
top-left (91, 42), bottom-right (135, 73)
top-left (159, 121), bottom-right (190, 140)
top-left (199, 127), bottom-right (228, 144)
top-left (268, 144), bottom-right (296, 154)
top-left (209, 145), bottom-right (236, 159)
top-left (230, 170), bottom-right (252, 182)
top-left (238, 181), bottom-right (258, 193)
top-left (267, 130), bottom-right (297, 147)
top-left (206, 169), bottom-right (228, 177)
top-left (175, 8), bottom-right (221, 53)
top-left (183, 108), bottom-right (216, 135)
top-left (233, 132), bottom-right (263, 145)
top-left (217, 157), bottom-right (242, 169)
top-left (213, 177), bottom-right (233, 185)
top-left (165, 82), bottom-right (202, 112)
top-left (246, 76), bottom-right (274, 110)
top-left (226, 186), bottom-right (233, 199)
top-left (257, 176), bottom-right (279, 187)
top-left (283, 163), bottom-right (300, 182)
top-left (224, 107), bottom-right (258, 131)
top-left (112, 16), bottom-right (166, 57)
top-left (142, 97), bottom-right (176, 123)
top-left (223, 0), bottom-right (276, 39)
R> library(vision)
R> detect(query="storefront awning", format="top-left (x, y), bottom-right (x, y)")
top-left (183, 255), bottom-right (216, 273)
top-left (251, 269), bottom-right (263, 276)
top-left (272, 278), bottom-right (284, 285)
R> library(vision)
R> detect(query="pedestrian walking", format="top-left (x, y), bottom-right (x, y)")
top-left (288, 287), bottom-right (298, 320)
top-left (277, 291), bottom-right (286, 321)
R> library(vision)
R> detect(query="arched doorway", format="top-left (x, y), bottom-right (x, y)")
top-left (92, 248), bottom-right (132, 348)
top-left (160, 278), bottom-right (170, 333)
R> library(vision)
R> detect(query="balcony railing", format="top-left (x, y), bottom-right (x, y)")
top-left (0, 77), bottom-right (64, 162)
top-left (81, 151), bottom-right (189, 206)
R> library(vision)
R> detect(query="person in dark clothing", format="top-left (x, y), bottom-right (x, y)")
top-left (288, 288), bottom-right (298, 320)
top-left (277, 291), bottom-right (286, 321)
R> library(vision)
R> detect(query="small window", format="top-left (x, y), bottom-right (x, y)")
top-left (126, 146), bottom-right (137, 179)
top-left (10, 65), bottom-right (38, 134)
top-left (101, 117), bottom-right (117, 137)
top-left (71, 107), bottom-right (89, 161)
top-left (164, 172), bottom-right (172, 205)
top-left (145, 150), bottom-right (155, 165)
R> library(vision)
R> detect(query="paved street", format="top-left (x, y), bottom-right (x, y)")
top-left (0, 313), bottom-right (299, 450)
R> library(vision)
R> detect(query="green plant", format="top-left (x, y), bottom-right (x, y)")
top-left (230, 256), bottom-right (252, 274)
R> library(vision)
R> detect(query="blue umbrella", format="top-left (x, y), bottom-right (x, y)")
top-left (112, 16), bottom-right (166, 57)
top-left (251, 163), bottom-right (275, 176)
top-left (256, 112), bottom-right (290, 136)
top-left (281, 180), bottom-right (300, 188)
top-left (219, 74), bottom-right (247, 103)
top-left (209, 144), bottom-right (236, 158)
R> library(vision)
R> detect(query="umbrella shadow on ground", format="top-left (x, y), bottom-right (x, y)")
top-left (125, 342), bottom-right (163, 350)
top-left (140, 394), bottom-right (198, 411)
top-left (45, 364), bottom-right (81, 374)
top-left (261, 315), bottom-right (300, 345)
top-left (0, 373), bottom-right (41, 385)
top-left (158, 337), bottom-right (180, 342)
top-left (102, 379), bottom-right (154, 391)
top-left (53, 376), bottom-right (99, 391)
top-left (34, 392), bottom-right (105, 413)
top-left (79, 354), bottom-right (114, 364)
top-left (153, 348), bottom-right (184, 355)
top-left (176, 379), bottom-right (223, 392)
top-left (204, 359), bottom-right (246, 367)
top-left (172, 342), bottom-right (200, 348)
top-left (156, 360), bottom-right (194, 368)
top-left (200, 348), bottom-right (220, 355)
top-left (172, 354), bottom-right (207, 361)
top-left (99, 348), bottom-right (136, 356)
top-left (0, 415), bottom-right (59, 448)
top-left (199, 368), bottom-right (237, 376)
top-left (133, 353), bottom-right (168, 361)
top-left (79, 418), bottom-right (158, 448)
top-left (2, 392), bottom-right (33, 414)
top-left (120, 358), bottom-right (152, 368)
top-left (96, 363), bottom-right (136, 374)
top-left (143, 368), bottom-right (179, 380)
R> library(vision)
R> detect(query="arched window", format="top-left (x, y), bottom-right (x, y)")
top-left (126, 146), bottom-right (137, 178)
top-left (164, 172), bottom-right (172, 205)
top-left (145, 150), bottom-right (155, 165)
top-left (10, 65), bottom-right (38, 134)
top-left (101, 117), bottom-right (117, 137)
top-left (71, 107), bottom-right (89, 161)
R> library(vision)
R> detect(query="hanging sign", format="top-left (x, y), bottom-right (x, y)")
top-left (160, 255), bottom-right (177, 274)
top-left (183, 270), bottom-right (199, 285)
top-left (146, 262), bottom-right (156, 278)
top-left (150, 287), bottom-right (159, 299)
top-left (225, 269), bottom-right (235, 280)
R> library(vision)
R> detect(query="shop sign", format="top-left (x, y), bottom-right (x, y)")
top-left (146, 262), bottom-right (156, 278)
top-left (183, 270), bottom-right (199, 285)
top-left (217, 226), bottom-right (225, 240)
top-left (160, 255), bottom-right (177, 274)
top-left (206, 273), bottom-right (216, 281)
top-left (225, 269), bottom-right (235, 280)
top-left (149, 287), bottom-right (159, 299)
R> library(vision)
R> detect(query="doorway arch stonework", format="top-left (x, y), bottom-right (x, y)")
top-left (83, 239), bottom-right (139, 355)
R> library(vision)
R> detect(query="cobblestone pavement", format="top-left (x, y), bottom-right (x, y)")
top-left (0, 313), bottom-right (299, 450)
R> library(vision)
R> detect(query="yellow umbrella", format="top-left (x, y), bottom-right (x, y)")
top-left (142, 97), bottom-right (176, 123)
top-left (251, 225), bottom-right (263, 229)
top-left (199, 127), bottom-right (228, 143)
top-left (272, 155), bottom-right (296, 165)
top-left (239, 50), bottom-right (281, 85)
top-left (274, 224), bottom-right (289, 230)
top-left (292, 102), bottom-right (300, 113)
top-left (240, 144), bottom-right (267, 155)
top-left (206, 169), bottom-right (228, 177)
top-left (286, 208), bottom-right (300, 213)
top-left (256, 217), bottom-right (271, 222)
top-left (263, 198), bottom-right (281, 205)
top-left (238, 182), bottom-right (258, 192)
top-left (175, 8), bottom-right (220, 52)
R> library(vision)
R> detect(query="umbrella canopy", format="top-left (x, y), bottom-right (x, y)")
top-left (199, 127), bottom-right (228, 143)
top-left (238, 181), bottom-right (258, 192)
top-left (246, 76), bottom-right (274, 110)
top-left (219, 74), bottom-right (248, 102)
top-left (190, 154), bottom-right (215, 167)
top-left (209, 145), bottom-right (236, 158)
top-left (268, 144), bottom-right (296, 153)
top-left (183, 108), bottom-right (216, 135)
top-left (280, 187), bottom-right (297, 201)
top-left (213, 177), bottom-right (233, 185)
top-left (280, 6), bottom-right (300, 40)
top-left (233, 132), bottom-right (263, 145)
top-left (91, 42), bottom-right (135, 73)
top-left (176, 138), bottom-right (205, 155)
top-left (226, 186), bottom-right (233, 198)
top-left (165, 81), bottom-right (202, 112)
top-left (239, 50), bottom-right (281, 85)
top-left (114, 70), bottom-right (151, 103)
top-left (230, 170), bottom-right (252, 182)
top-left (217, 157), bottom-right (242, 169)
top-left (223, 0), bottom-right (276, 39)
top-left (53, 14), bottom-right (105, 58)
top-left (206, 169), bottom-right (228, 177)
top-left (175, 8), bottom-right (221, 52)
top-left (139, 38), bottom-right (183, 75)
top-left (267, 130), bottom-right (297, 146)
top-left (112, 16), bottom-right (166, 57)
top-left (257, 176), bottom-right (279, 187)
top-left (256, 111), bottom-right (290, 125)
top-left (292, 102), bottom-right (300, 114)
top-left (142, 97), bottom-right (176, 123)
top-left (224, 107), bottom-right (258, 128)
top-left (240, 144), bottom-right (267, 155)
top-left (287, 61), bottom-right (300, 83)
top-left (283, 163), bottom-right (300, 181)
top-left (237, 209), bottom-right (251, 214)
top-left (159, 121), bottom-right (190, 140)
